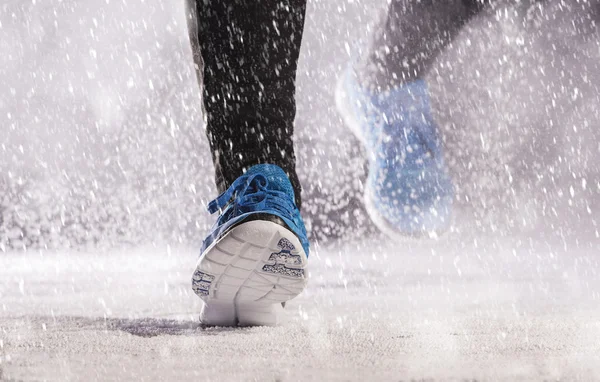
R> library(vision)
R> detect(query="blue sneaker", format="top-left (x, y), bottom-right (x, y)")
top-left (191, 164), bottom-right (309, 326)
top-left (336, 68), bottom-right (454, 238)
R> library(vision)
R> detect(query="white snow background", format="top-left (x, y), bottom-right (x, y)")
top-left (1, 0), bottom-right (600, 380)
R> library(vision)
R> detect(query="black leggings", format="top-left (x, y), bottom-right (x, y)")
top-left (358, 0), bottom-right (490, 89)
top-left (191, 0), bottom-right (306, 207)
top-left (190, 0), bottom-right (490, 207)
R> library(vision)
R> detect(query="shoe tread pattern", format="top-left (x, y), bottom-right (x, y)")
top-left (191, 220), bottom-right (308, 325)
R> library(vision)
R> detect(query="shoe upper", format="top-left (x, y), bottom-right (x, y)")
top-left (339, 69), bottom-right (454, 234)
top-left (201, 164), bottom-right (310, 257)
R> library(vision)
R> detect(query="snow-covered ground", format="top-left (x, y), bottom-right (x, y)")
top-left (2, 234), bottom-right (600, 380)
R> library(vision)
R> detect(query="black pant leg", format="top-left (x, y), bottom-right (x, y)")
top-left (193, 0), bottom-right (306, 207)
top-left (358, 0), bottom-right (487, 90)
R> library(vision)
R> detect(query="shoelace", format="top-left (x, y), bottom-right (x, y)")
top-left (207, 173), bottom-right (297, 220)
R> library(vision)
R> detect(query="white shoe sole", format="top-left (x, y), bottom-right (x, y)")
top-left (192, 220), bottom-right (308, 326)
top-left (364, 186), bottom-right (444, 241)
top-left (334, 70), bottom-right (368, 146)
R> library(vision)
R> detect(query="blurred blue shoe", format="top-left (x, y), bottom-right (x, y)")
top-left (192, 164), bottom-right (309, 326)
top-left (335, 68), bottom-right (454, 238)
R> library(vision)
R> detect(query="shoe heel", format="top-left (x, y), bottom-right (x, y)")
top-left (236, 302), bottom-right (284, 326)
top-left (199, 301), bottom-right (236, 326)
top-left (194, 220), bottom-right (308, 326)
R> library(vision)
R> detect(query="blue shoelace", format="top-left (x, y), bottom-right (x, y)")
top-left (207, 174), bottom-right (297, 220)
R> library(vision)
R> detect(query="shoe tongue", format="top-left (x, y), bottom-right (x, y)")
top-left (244, 164), bottom-right (296, 200)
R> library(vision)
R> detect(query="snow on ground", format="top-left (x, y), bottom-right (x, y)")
top-left (2, 234), bottom-right (600, 381)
